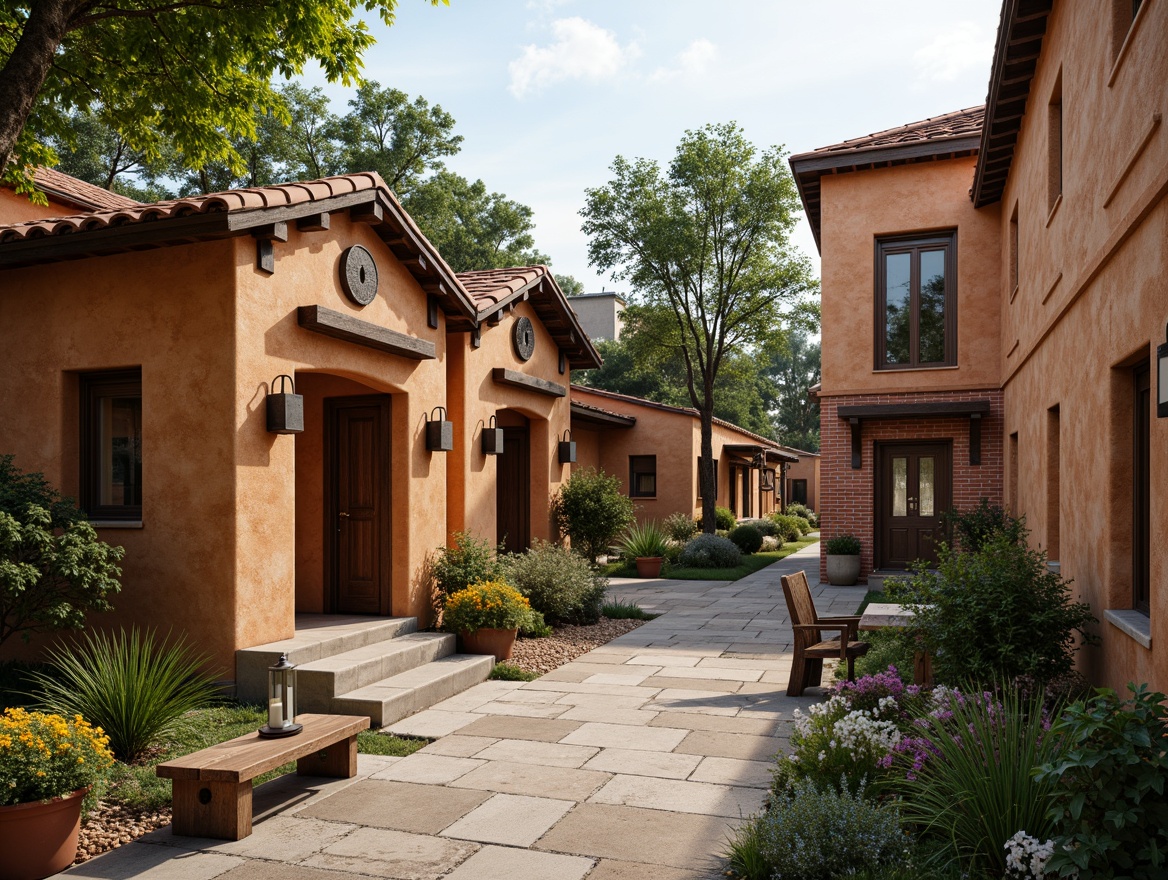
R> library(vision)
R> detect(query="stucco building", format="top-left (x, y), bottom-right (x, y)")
top-left (794, 0), bottom-right (1167, 692)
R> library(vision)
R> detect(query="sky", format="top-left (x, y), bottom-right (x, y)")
top-left (302, 0), bottom-right (1003, 292)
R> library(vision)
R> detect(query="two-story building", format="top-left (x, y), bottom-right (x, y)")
top-left (794, 0), bottom-right (1167, 693)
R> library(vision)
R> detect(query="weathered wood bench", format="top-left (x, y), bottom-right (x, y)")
top-left (157, 713), bottom-right (370, 840)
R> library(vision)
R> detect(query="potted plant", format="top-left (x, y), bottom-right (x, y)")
top-left (825, 533), bottom-right (863, 586)
top-left (0, 708), bottom-right (114, 880)
top-left (619, 520), bottom-right (670, 578)
top-left (442, 580), bottom-right (534, 661)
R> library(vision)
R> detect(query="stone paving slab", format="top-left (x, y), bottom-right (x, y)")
top-left (588, 774), bottom-right (766, 817)
top-left (439, 793), bottom-right (574, 847)
top-left (300, 826), bottom-right (477, 878)
top-left (449, 759), bottom-right (611, 800)
top-left (455, 715), bottom-right (582, 742)
top-left (581, 747), bottom-right (702, 780)
top-left (560, 721), bottom-right (689, 752)
top-left (585, 859), bottom-right (712, 880)
top-left (442, 845), bottom-right (593, 880)
top-left (471, 738), bottom-right (598, 768)
top-left (674, 729), bottom-right (786, 761)
top-left (417, 734), bottom-right (498, 757)
top-left (370, 753), bottom-right (485, 785)
top-left (298, 780), bottom-right (489, 834)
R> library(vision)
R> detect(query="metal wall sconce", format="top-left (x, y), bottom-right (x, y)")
top-left (761, 468), bottom-right (776, 492)
top-left (482, 415), bottom-right (504, 455)
top-left (558, 429), bottom-right (577, 464)
top-left (1158, 323), bottom-right (1168, 417)
top-left (266, 374), bottom-right (304, 434)
top-left (426, 406), bottom-right (454, 452)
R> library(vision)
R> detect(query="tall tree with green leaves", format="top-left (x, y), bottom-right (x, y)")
top-left (581, 123), bottom-right (814, 532)
top-left (0, 0), bottom-right (446, 199)
top-left (766, 330), bottom-right (821, 452)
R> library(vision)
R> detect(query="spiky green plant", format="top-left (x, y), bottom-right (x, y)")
top-left (619, 520), bottom-right (670, 559)
top-left (29, 627), bottom-right (219, 761)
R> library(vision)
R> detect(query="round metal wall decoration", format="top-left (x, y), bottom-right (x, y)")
top-left (340, 245), bottom-right (379, 306)
top-left (512, 316), bottom-right (536, 361)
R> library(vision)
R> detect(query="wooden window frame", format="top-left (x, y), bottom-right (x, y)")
top-left (80, 368), bottom-right (143, 521)
top-left (629, 455), bottom-right (657, 498)
top-left (874, 231), bottom-right (958, 370)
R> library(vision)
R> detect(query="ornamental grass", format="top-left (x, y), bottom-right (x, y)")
top-left (0, 707), bottom-right (114, 805)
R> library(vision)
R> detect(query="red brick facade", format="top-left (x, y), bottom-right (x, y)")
top-left (819, 389), bottom-right (1004, 581)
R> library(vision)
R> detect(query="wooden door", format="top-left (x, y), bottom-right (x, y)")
top-left (877, 442), bottom-right (951, 570)
top-left (497, 426), bottom-right (530, 554)
top-left (327, 396), bottom-right (391, 615)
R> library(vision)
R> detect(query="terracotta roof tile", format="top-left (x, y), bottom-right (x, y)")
top-left (808, 105), bottom-right (985, 156)
top-left (570, 399), bottom-right (638, 423)
top-left (30, 167), bottom-right (142, 213)
top-left (457, 266), bottom-right (546, 310)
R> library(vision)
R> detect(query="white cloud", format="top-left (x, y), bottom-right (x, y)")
top-left (509, 17), bottom-right (640, 98)
top-left (913, 21), bottom-right (994, 84)
top-left (651, 38), bottom-right (719, 82)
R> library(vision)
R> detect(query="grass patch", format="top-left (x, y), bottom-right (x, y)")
top-left (604, 538), bottom-right (818, 580)
top-left (489, 662), bottom-right (540, 681)
top-left (97, 702), bottom-right (426, 810)
top-left (599, 600), bottom-right (659, 620)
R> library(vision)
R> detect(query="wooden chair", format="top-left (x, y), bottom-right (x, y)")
top-left (781, 570), bottom-right (870, 696)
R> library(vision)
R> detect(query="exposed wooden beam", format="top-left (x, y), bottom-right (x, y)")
top-left (350, 202), bottom-right (383, 224)
top-left (297, 305), bottom-right (436, 360)
top-left (492, 368), bottom-right (566, 398)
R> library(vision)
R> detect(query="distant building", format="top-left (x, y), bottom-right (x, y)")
top-left (568, 292), bottom-right (625, 342)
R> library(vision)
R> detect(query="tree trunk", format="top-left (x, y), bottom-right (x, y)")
top-left (0, 0), bottom-right (85, 172)
top-left (699, 406), bottom-right (716, 534)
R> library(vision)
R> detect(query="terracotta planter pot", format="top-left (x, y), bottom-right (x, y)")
top-left (635, 556), bottom-right (664, 578)
top-left (459, 627), bottom-right (518, 661)
top-left (0, 787), bottom-right (88, 880)
top-left (826, 554), bottom-right (862, 587)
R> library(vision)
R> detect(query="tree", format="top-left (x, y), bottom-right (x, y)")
top-left (556, 274), bottom-right (585, 296)
top-left (0, 0), bottom-right (446, 199)
top-left (551, 468), bottom-right (634, 564)
top-left (0, 455), bottom-right (123, 646)
top-left (581, 123), bottom-right (815, 531)
top-left (766, 330), bottom-right (821, 452)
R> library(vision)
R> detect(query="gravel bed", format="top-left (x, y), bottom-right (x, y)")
top-left (76, 801), bottom-right (172, 864)
top-left (507, 617), bottom-right (647, 675)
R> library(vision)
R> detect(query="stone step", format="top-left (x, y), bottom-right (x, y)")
top-left (332, 654), bottom-right (495, 728)
top-left (294, 632), bottom-right (457, 712)
top-left (236, 616), bottom-right (418, 703)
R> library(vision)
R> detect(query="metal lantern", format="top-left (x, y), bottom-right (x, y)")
top-left (425, 406), bottom-right (454, 452)
top-left (259, 653), bottom-right (302, 738)
top-left (761, 468), bottom-right (776, 492)
top-left (558, 429), bottom-right (577, 464)
top-left (482, 415), bottom-right (504, 455)
top-left (266, 375), bottom-right (304, 434)
top-left (1158, 322), bottom-right (1168, 418)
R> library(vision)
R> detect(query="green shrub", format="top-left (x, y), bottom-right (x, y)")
top-left (728, 778), bottom-right (909, 880)
top-left (441, 581), bottom-right (535, 633)
top-left (785, 502), bottom-right (817, 527)
top-left (600, 600), bottom-right (657, 620)
top-left (887, 531), bottom-right (1096, 687)
top-left (433, 531), bottom-right (500, 599)
top-left (849, 629), bottom-right (916, 683)
top-left (769, 513), bottom-right (803, 543)
top-left (728, 523), bottom-right (763, 554)
top-left (825, 532), bottom-right (862, 555)
top-left (551, 468), bottom-right (635, 563)
top-left (29, 627), bottom-right (219, 761)
top-left (662, 512), bottom-right (698, 543)
top-left (791, 515), bottom-right (812, 536)
top-left (752, 518), bottom-right (778, 538)
top-left (677, 534), bottom-right (741, 569)
top-left (489, 662), bottom-right (539, 682)
top-left (895, 685), bottom-right (1069, 877)
top-left (1036, 684), bottom-right (1168, 879)
top-left (500, 540), bottom-right (607, 625)
top-left (0, 455), bottom-right (123, 648)
top-left (943, 498), bottom-right (1025, 552)
top-left (520, 610), bottom-right (552, 638)
top-left (713, 505), bottom-right (736, 530)
top-left (619, 520), bottom-right (669, 559)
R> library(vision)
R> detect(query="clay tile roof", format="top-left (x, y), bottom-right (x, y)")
top-left (32, 167), bottom-right (141, 213)
top-left (809, 106), bottom-right (985, 156)
top-left (457, 266), bottom-right (546, 311)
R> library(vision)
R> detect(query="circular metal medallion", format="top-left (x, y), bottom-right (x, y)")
top-left (513, 316), bottom-right (536, 361)
top-left (340, 245), bottom-right (378, 306)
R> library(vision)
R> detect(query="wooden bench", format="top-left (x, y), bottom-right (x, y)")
top-left (157, 713), bottom-right (370, 840)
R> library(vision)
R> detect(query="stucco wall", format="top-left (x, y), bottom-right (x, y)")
top-left (0, 188), bottom-right (92, 225)
top-left (785, 455), bottom-right (820, 512)
top-left (997, 0), bottom-right (1168, 692)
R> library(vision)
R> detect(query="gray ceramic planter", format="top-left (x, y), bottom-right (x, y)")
top-left (826, 554), bottom-right (861, 586)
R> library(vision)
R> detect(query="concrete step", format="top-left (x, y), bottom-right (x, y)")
top-left (294, 632), bottom-right (457, 712)
top-left (332, 654), bottom-right (495, 728)
top-left (236, 615), bottom-right (418, 703)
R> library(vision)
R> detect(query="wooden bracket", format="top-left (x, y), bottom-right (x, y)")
top-left (296, 213), bottom-right (330, 232)
top-left (350, 201), bottom-right (383, 224)
top-left (427, 296), bottom-right (440, 329)
top-left (256, 239), bottom-right (274, 274)
top-left (471, 328), bottom-right (481, 348)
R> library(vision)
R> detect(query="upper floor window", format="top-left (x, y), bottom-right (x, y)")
top-left (1047, 72), bottom-right (1063, 214)
top-left (81, 368), bottom-right (142, 521)
top-left (875, 232), bottom-right (956, 370)
top-left (629, 455), bottom-right (657, 498)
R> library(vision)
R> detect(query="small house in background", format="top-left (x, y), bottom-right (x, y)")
top-left (567, 291), bottom-right (625, 342)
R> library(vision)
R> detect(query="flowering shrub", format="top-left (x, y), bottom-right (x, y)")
top-left (1004, 831), bottom-right (1066, 879)
top-left (441, 581), bottom-right (534, 634)
top-left (0, 708), bottom-right (114, 805)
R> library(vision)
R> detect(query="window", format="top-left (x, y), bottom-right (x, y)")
top-left (790, 479), bottom-right (808, 506)
top-left (1111, 0), bottom-right (1145, 60)
top-left (81, 369), bottom-right (142, 521)
top-left (1046, 405), bottom-right (1060, 561)
top-left (629, 456), bottom-right (656, 498)
top-left (875, 232), bottom-right (956, 369)
top-left (1047, 73), bottom-right (1063, 214)
top-left (1009, 204), bottom-right (1020, 295)
top-left (1008, 431), bottom-right (1019, 514)
top-left (1134, 363), bottom-right (1150, 614)
top-left (697, 456), bottom-right (718, 499)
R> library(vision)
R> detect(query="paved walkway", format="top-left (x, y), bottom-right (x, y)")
top-left (67, 542), bottom-right (865, 880)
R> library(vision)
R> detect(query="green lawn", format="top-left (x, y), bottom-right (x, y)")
top-left (97, 703), bottom-right (427, 810)
top-left (604, 536), bottom-right (819, 582)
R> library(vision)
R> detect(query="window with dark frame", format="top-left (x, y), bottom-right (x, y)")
top-left (697, 456), bottom-right (718, 499)
top-left (1048, 73), bottom-right (1063, 213)
top-left (1134, 362), bottom-right (1150, 615)
top-left (80, 368), bottom-right (143, 521)
top-left (875, 232), bottom-right (957, 370)
top-left (791, 479), bottom-right (808, 506)
top-left (629, 455), bottom-right (657, 498)
top-left (1009, 204), bottom-right (1020, 294)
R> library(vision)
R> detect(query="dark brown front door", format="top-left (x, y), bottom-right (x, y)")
top-left (497, 426), bottom-right (530, 554)
top-left (877, 442), bottom-right (951, 570)
top-left (327, 396), bottom-right (391, 615)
